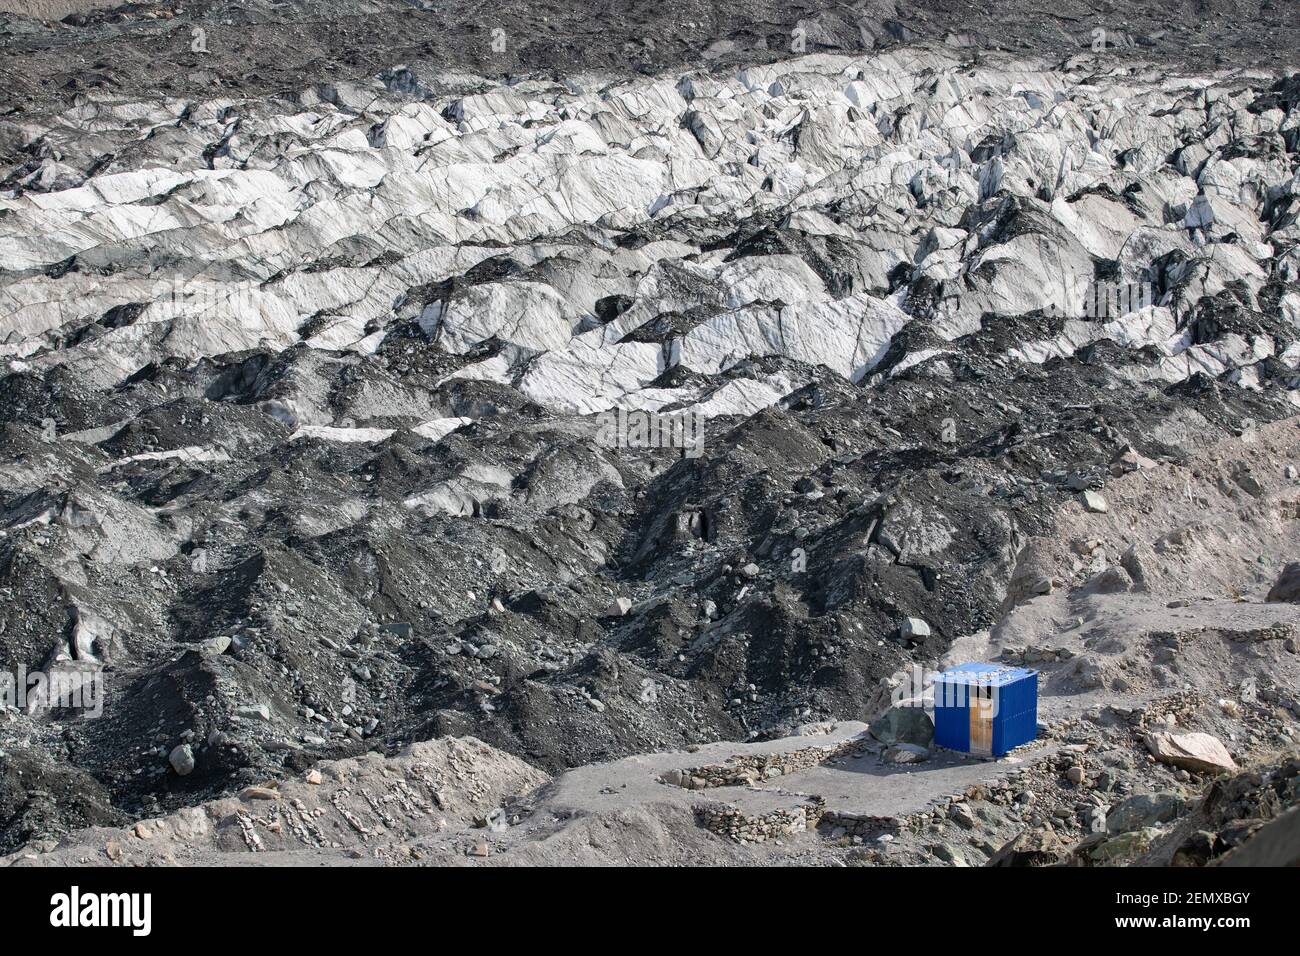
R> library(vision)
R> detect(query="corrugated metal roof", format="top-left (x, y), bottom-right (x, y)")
top-left (935, 661), bottom-right (1037, 687)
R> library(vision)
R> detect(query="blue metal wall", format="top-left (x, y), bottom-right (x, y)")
top-left (991, 674), bottom-right (1038, 756)
top-left (933, 679), bottom-right (971, 752)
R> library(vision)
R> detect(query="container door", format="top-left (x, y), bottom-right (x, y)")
top-left (969, 684), bottom-right (994, 755)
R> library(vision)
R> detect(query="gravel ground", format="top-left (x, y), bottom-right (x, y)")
top-left (1, 1), bottom-right (1298, 114)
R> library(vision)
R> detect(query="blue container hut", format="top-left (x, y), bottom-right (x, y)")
top-left (933, 663), bottom-right (1038, 757)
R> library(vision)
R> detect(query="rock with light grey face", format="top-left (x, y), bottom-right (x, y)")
top-left (1144, 732), bottom-right (1238, 775)
top-left (901, 617), bottom-right (932, 641)
top-left (168, 744), bottom-right (195, 776)
top-left (1081, 491), bottom-right (1109, 514)
top-left (883, 743), bottom-right (930, 764)
top-left (604, 597), bottom-right (633, 618)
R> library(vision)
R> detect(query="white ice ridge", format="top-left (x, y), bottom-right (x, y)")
top-left (3, 47), bottom-right (1299, 415)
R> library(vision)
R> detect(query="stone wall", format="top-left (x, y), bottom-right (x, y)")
top-left (694, 800), bottom-right (824, 844)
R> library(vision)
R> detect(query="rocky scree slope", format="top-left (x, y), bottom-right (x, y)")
top-left (2, 1), bottom-right (1299, 112)
top-left (1, 44), bottom-right (1299, 851)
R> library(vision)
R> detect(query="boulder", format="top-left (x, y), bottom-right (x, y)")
top-left (239, 786), bottom-right (281, 801)
top-left (1106, 791), bottom-right (1186, 834)
top-left (987, 829), bottom-right (1066, 867)
top-left (169, 744), bottom-right (195, 776)
top-left (1089, 827), bottom-right (1160, 863)
top-left (1266, 562), bottom-right (1300, 603)
top-left (1087, 565), bottom-right (1133, 595)
top-left (604, 597), bottom-right (632, 618)
top-left (1081, 490), bottom-right (1109, 513)
top-left (948, 802), bottom-right (977, 830)
top-left (869, 702), bottom-right (935, 748)
top-left (900, 616), bottom-right (931, 641)
top-left (1111, 446), bottom-right (1156, 474)
top-left (201, 635), bottom-right (232, 656)
top-left (1143, 731), bottom-right (1238, 774)
top-left (883, 743), bottom-right (930, 764)
top-left (1119, 543), bottom-right (1154, 590)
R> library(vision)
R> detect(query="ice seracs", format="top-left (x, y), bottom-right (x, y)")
top-left (2, 48), bottom-right (1297, 422)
